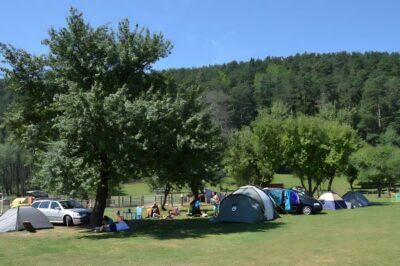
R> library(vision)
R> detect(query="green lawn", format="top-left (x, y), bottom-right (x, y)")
top-left (1, 197), bottom-right (399, 265)
top-left (118, 181), bottom-right (154, 196)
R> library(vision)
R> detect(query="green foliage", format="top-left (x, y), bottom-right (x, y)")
top-left (0, 142), bottom-right (32, 195)
top-left (143, 87), bottom-right (223, 200)
top-left (283, 116), bottom-right (329, 194)
top-left (223, 113), bottom-right (284, 186)
top-left (379, 125), bottom-right (400, 146)
top-left (224, 127), bottom-right (259, 186)
top-left (350, 145), bottom-right (400, 197)
top-left (168, 52), bottom-right (400, 145)
top-left (282, 116), bottom-right (360, 195)
top-left (229, 83), bottom-right (257, 128)
top-left (224, 111), bottom-right (360, 193)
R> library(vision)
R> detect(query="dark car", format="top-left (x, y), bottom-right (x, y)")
top-left (296, 192), bottom-right (323, 215)
top-left (263, 188), bottom-right (322, 215)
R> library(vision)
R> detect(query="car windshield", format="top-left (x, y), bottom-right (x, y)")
top-left (59, 200), bottom-right (83, 209)
top-left (299, 193), bottom-right (314, 199)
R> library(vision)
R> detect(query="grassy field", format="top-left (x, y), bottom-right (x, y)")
top-left (1, 176), bottom-right (398, 265)
top-left (1, 195), bottom-right (399, 265)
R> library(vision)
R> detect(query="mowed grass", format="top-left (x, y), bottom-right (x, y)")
top-left (0, 197), bottom-right (399, 265)
top-left (2, 176), bottom-right (397, 265)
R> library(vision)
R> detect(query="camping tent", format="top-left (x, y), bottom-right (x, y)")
top-left (318, 192), bottom-right (347, 210)
top-left (0, 206), bottom-right (53, 233)
top-left (214, 186), bottom-right (277, 223)
top-left (342, 192), bottom-right (370, 208)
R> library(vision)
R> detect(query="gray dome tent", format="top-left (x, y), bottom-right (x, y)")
top-left (0, 206), bottom-right (53, 233)
top-left (342, 191), bottom-right (370, 208)
top-left (214, 186), bottom-right (278, 223)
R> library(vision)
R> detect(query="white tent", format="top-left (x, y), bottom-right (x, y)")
top-left (318, 192), bottom-right (347, 210)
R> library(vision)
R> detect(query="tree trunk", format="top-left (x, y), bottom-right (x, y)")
top-left (327, 175), bottom-right (335, 191)
top-left (299, 177), bottom-right (306, 189)
top-left (90, 155), bottom-right (110, 227)
top-left (377, 179), bottom-right (382, 198)
top-left (377, 103), bottom-right (381, 132)
top-left (161, 183), bottom-right (171, 211)
top-left (307, 177), bottom-right (313, 196)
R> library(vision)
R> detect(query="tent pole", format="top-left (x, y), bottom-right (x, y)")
top-left (16, 206), bottom-right (20, 231)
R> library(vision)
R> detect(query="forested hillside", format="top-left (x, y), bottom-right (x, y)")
top-left (167, 52), bottom-right (400, 144)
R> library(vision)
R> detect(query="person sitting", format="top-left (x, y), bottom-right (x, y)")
top-left (172, 206), bottom-right (181, 216)
top-left (96, 216), bottom-right (117, 232)
top-left (152, 212), bottom-right (161, 219)
top-left (116, 214), bottom-right (124, 222)
top-left (146, 207), bottom-right (152, 218)
top-left (188, 196), bottom-right (201, 216)
top-left (164, 210), bottom-right (174, 219)
top-left (28, 195), bottom-right (35, 205)
top-left (151, 203), bottom-right (161, 219)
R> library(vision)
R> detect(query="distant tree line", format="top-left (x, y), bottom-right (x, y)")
top-left (166, 52), bottom-right (400, 145)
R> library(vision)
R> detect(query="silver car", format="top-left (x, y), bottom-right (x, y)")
top-left (32, 199), bottom-right (91, 225)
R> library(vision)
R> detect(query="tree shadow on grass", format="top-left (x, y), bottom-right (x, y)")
top-left (78, 218), bottom-right (284, 240)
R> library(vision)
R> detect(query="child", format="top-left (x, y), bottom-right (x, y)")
top-left (165, 210), bottom-right (174, 219)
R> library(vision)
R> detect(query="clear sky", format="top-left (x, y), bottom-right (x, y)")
top-left (1, 0), bottom-right (399, 69)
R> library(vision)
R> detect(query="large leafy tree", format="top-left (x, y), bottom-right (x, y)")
top-left (283, 116), bottom-right (359, 196)
top-left (283, 116), bottom-right (329, 195)
top-left (323, 120), bottom-right (361, 191)
top-left (1, 8), bottom-right (173, 225)
top-left (350, 145), bottom-right (400, 197)
top-left (144, 88), bottom-right (223, 208)
top-left (223, 111), bottom-right (284, 186)
top-left (223, 127), bottom-right (259, 186)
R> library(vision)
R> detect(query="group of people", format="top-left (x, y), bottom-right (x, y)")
top-left (187, 191), bottom-right (220, 217)
top-left (146, 203), bottom-right (181, 220)
top-left (94, 191), bottom-right (221, 232)
top-left (95, 214), bottom-right (130, 233)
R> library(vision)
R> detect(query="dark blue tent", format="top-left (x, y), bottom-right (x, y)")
top-left (342, 192), bottom-right (370, 208)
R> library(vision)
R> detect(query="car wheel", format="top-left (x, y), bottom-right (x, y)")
top-left (302, 206), bottom-right (312, 215)
top-left (64, 215), bottom-right (74, 226)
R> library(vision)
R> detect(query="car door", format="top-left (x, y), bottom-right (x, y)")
top-left (47, 201), bottom-right (63, 223)
top-left (37, 200), bottom-right (51, 220)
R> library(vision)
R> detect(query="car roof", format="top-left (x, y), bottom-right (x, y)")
top-left (34, 198), bottom-right (71, 202)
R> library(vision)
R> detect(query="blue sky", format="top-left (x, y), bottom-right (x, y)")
top-left (1, 0), bottom-right (399, 69)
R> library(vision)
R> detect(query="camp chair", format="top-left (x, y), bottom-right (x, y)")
top-left (135, 207), bottom-right (143, 220)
